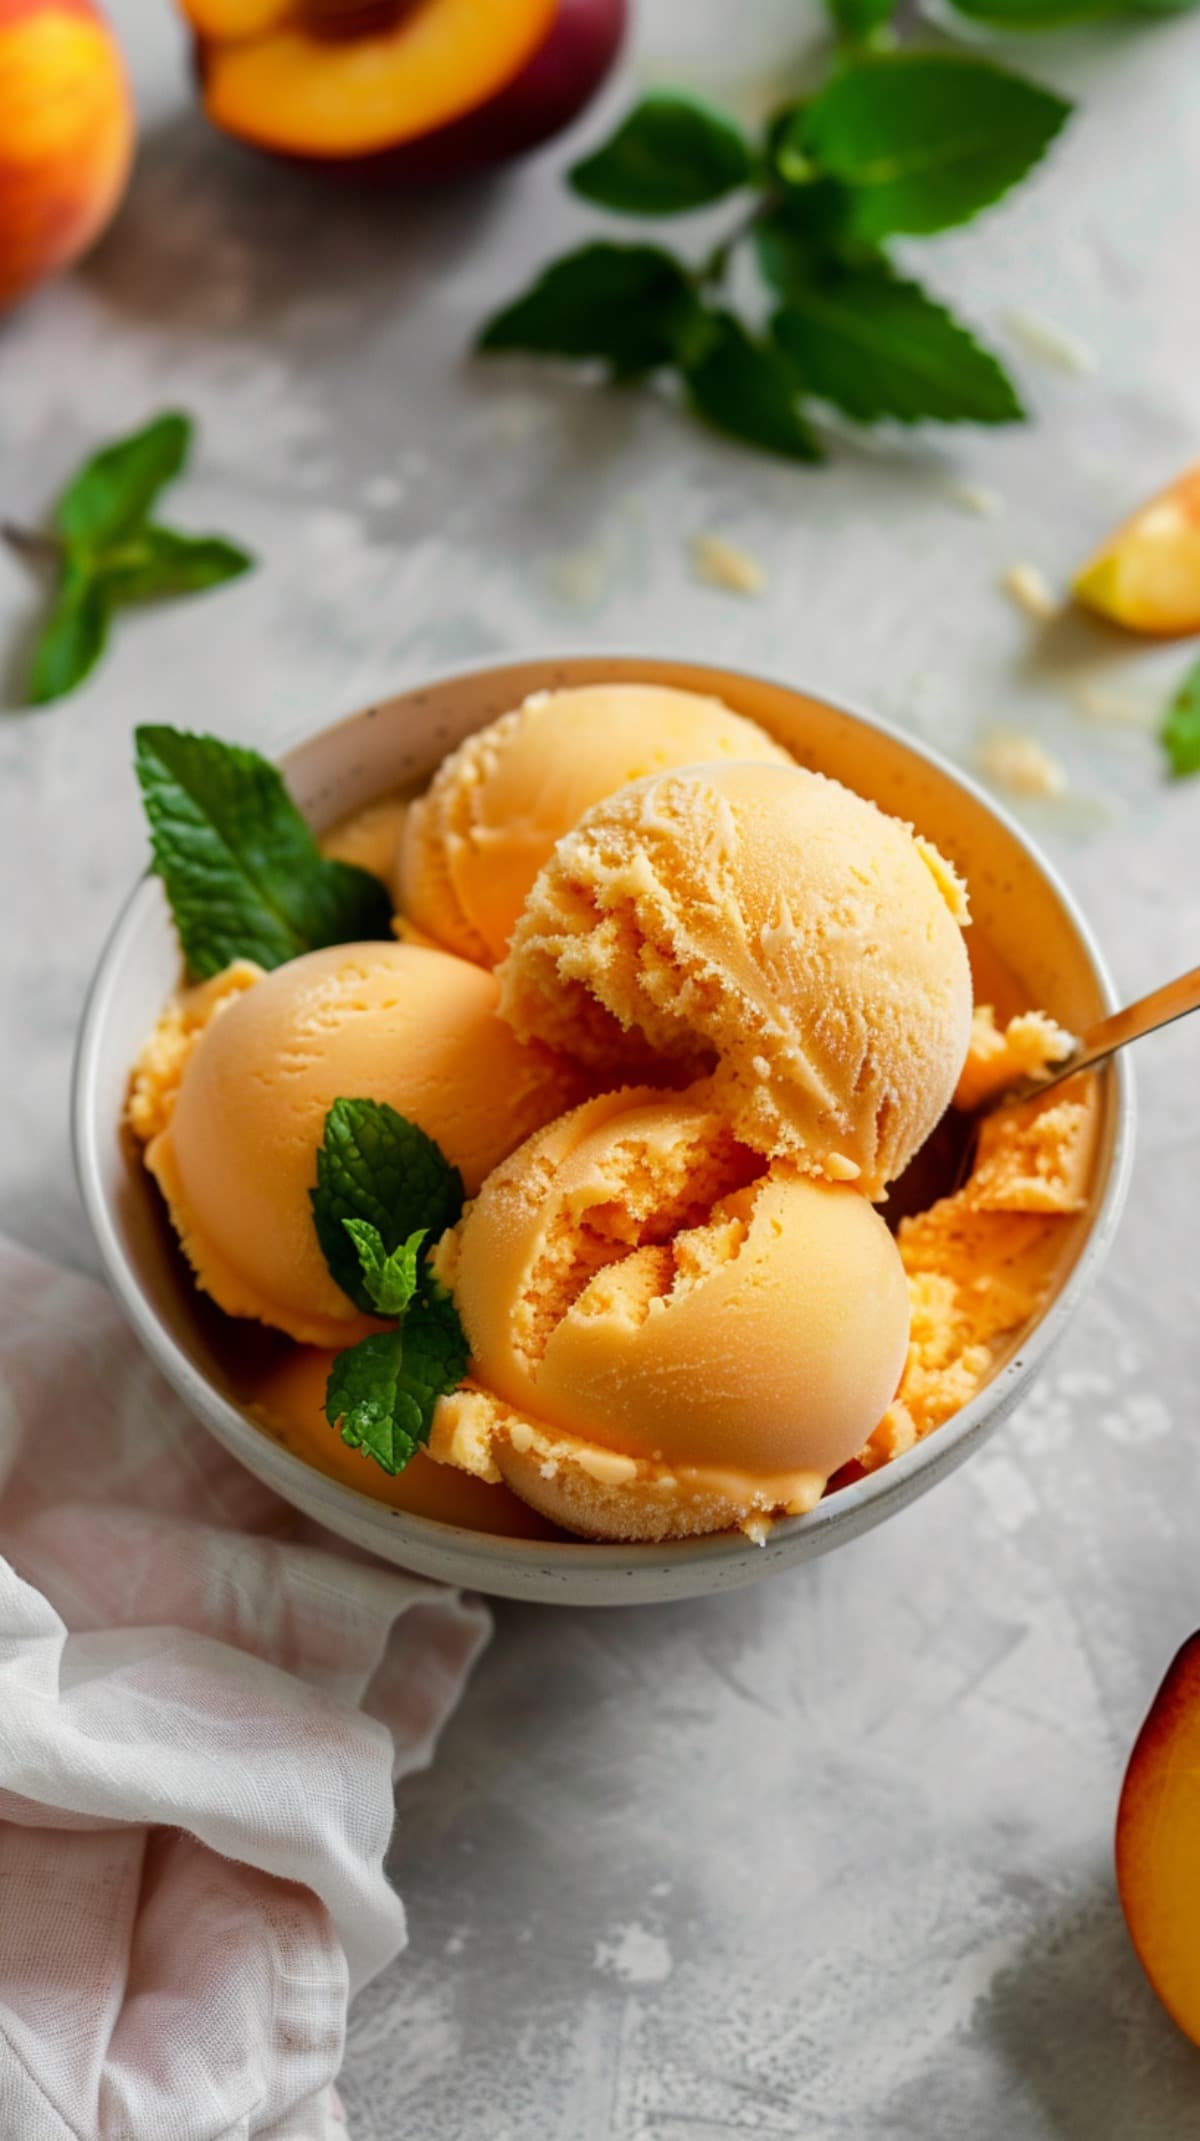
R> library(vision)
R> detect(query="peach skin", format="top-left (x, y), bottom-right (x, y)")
top-left (0, 0), bottom-right (133, 311)
top-left (1116, 1633), bottom-right (1200, 2047)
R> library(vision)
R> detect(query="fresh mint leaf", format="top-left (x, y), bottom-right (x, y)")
top-left (569, 93), bottom-right (753, 215)
top-left (829, 0), bottom-right (899, 41)
top-left (1161, 661), bottom-right (1200, 779)
top-left (27, 562), bottom-right (109, 705)
top-left (325, 1330), bottom-right (425, 1474)
top-left (753, 182), bottom-right (863, 292)
top-left (324, 1279), bottom-right (469, 1476)
top-left (684, 311), bottom-right (822, 460)
top-left (12, 413), bottom-right (253, 706)
top-left (478, 243), bottom-right (704, 377)
top-left (399, 1277), bottom-right (470, 1432)
top-left (342, 1220), bottom-right (427, 1318)
top-left (318, 1110), bottom-right (469, 1476)
top-left (312, 1099), bottom-right (463, 1314)
top-left (774, 266), bottom-right (1022, 424)
top-left (56, 412), bottom-right (192, 550)
top-left (134, 726), bottom-right (393, 980)
top-left (102, 526), bottom-right (253, 604)
top-left (948, 0), bottom-right (1115, 20)
top-left (798, 55), bottom-right (1071, 239)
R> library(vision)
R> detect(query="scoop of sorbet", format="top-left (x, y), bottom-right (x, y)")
top-left (430, 1087), bottom-right (911, 1540)
top-left (499, 761), bottom-right (973, 1197)
top-left (135, 941), bottom-right (577, 1346)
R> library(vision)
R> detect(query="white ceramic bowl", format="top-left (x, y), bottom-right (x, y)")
top-left (73, 656), bottom-right (1134, 1606)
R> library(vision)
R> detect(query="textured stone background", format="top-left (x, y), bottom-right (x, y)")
top-left (2, 1), bottom-right (1199, 2132)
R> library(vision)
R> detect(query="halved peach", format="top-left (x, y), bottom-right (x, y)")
top-left (192, 0), bottom-right (557, 160)
top-left (375, 0), bottom-right (627, 181)
top-left (1116, 1632), bottom-right (1200, 2045)
top-left (1074, 464), bottom-right (1200, 637)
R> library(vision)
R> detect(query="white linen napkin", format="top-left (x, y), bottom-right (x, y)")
top-left (0, 1239), bottom-right (490, 2141)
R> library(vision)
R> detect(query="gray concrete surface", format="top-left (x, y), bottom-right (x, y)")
top-left (2, 1), bottom-right (1199, 2132)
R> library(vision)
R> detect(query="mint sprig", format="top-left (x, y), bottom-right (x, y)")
top-left (477, 53), bottom-right (1061, 453)
top-left (6, 412), bottom-right (253, 705)
top-left (314, 1104), bottom-right (469, 1477)
top-left (481, 0), bottom-right (1193, 460)
top-left (135, 726), bottom-right (394, 980)
top-left (311, 1099), bottom-right (464, 1313)
top-left (325, 1279), bottom-right (469, 1477)
top-left (1161, 660), bottom-right (1200, 780)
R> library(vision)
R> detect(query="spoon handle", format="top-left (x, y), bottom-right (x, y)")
top-left (1005, 962), bottom-right (1200, 1106)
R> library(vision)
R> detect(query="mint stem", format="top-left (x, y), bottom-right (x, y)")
top-left (2, 522), bottom-right (63, 572)
top-left (698, 199), bottom-right (776, 289)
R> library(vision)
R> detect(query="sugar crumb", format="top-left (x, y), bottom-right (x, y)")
top-left (940, 477), bottom-right (1005, 520)
top-left (690, 530), bottom-right (766, 596)
top-left (1002, 562), bottom-right (1061, 622)
top-left (1004, 309), bottom-right (1098, 377)
top-left (978, 731), bottom-right (1068, 800)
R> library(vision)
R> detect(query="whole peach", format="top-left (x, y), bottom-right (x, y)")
top-left (0, 0), bottom-right (133, 311)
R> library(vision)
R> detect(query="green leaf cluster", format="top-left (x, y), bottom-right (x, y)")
top-left (313, 1101), bottom-right (469, 1476)
top-left (312, 1099), bottom-right (464, 1311)
top-left (476, 53), bottom-right (1079, 457)
top-left (21, 413), bottom-right (253, 704)
top-left (134, 726), bottom-right (394, 980)
top-left (1161, 660), bottom-right (1200, 780)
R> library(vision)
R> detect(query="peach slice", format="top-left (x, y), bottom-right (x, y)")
top-left (1116, 1633), bottom-right (1200, 2045)
top-left (193, 0), bottom-right (557, 159)
top-left (1074, 465), bottom-right (1200, 638)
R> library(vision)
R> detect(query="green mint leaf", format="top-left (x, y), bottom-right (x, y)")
top-left (134, 725), bottom-right (393, 980)
top-left (102, 526), bottom-right (254, 605)
top-left (324, 1277), bottom-right (469, 1476)
top-left (946, 0), bottom-right (1116, 21)
top-left (798, 55), bottom-right (1071, 239)
top-left (683, 310), bottom-right (822, 462)
top-left (1161, 661), bottom-right (1200, 779)
top-left (312, 1098), bottom-right (463, 1314)
top-left (55, 412), bottom-right (192, 550)
top-left (569, 93), bottom-right (753, 215)
top-left (753, 183), bottom-right (863, 293)
top-left (1128, 0), bottom-right (1200, 12)
top-left (774, 266), bottom-right (1023, 425)
top-left (828, 0), bottom-right (899, 41)
top-left (325, 1329), bottom-right (425, 1475)
top-left (478, 242), bottom-right (704, 378)
top-left (400, 1274), bottom-right (470, 1430)
top-left (949, 0), bottom-right (1115, 18)
top-left (26, 562), bottom-right (109, 705)
top-left (342, 1219), bottom-right (427, 1318)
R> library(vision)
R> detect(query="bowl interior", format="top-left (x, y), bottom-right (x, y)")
top-left (75, 658), bottom-right (1129, 1605)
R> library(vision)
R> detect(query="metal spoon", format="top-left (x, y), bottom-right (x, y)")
top-left (886, 961), bottom-right (1200, 1229)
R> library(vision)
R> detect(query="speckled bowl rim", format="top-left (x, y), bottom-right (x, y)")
top-left (72, 655), bottom-right (1135, 1606)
